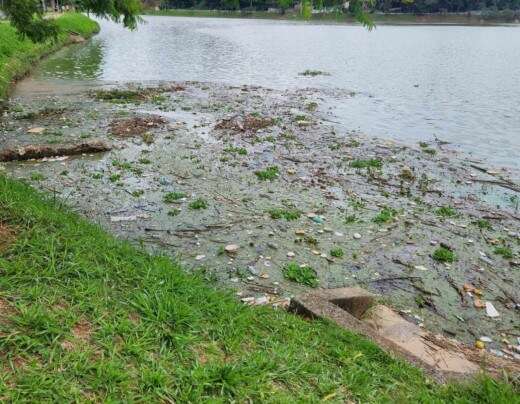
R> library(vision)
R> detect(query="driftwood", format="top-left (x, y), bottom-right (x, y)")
top-left (0, 141), bottom-right (111, 162)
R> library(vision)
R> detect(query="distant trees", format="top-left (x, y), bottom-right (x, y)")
top-left (374, 0), bottom-right (520, 12)
top-left (159, 0), bottom-right (520, 12)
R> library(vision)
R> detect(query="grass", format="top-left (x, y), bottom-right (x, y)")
top-left (255, 166), bottom-right (279, 181)
top-left (189, 198), bottom-right (208, 210)
top-left (345, 214), bottom-right (358, 224)
top-left (223, 146), bottom-right (248, 156)
top-left (282, 262), bottom-right (319, 288)
top-left (0, 176), bottom-right (517, 401)
top-left (350, 159), bottom-right (383, 169)
top-left (373, 207), bottom-right (397, 224)
top-left (0, 13), bottom-right (99, 101)
top-left (168, 208), bottom-right (181, 216)
top-left (494, 246), bottom-right (513, 259)
top-left (436, 206), bottom-right (458, 218)
top-left (163, 191), bottom-right (187, 203)
top-left (418, 142), bottom-right (437, 155)
top-left (109, 173), bottom-right (121, 183)
top-left (29, 172), bottom-right (45, 181)
top-left (330, 247), bottom-right (344, 258)
top-left (474, 219), bottom-right (493, 230)
top-left (267, 208), bottom-right (301, 221)
top-left (432, 247), bottom-right (456, 263)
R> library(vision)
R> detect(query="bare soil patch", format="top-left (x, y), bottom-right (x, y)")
top-left (0, 223), bottom-right (16, 252)
top-left (215, 114), bottom-right (274, 133)
top-left (109, 116), bottom-right (166, 137)
top-left (72, 320), bottom-right (93, 341)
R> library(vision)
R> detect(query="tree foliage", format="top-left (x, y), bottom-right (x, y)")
top-left (160, 0), bottom-right (520, 13)
top-left (1, 0), bottom-right (142, 42)
top-left (2, 0), bottom-right (59, 42)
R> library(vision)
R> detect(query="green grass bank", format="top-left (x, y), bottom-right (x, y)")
top-left (0, 175), bottom-right (518, 401)
top-left (0, 13), bottom-right (99, 102)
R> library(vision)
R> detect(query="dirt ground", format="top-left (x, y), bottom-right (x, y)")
top-left (0, 81), bottom-right (519, 361)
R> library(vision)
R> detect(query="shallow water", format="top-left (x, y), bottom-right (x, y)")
top-left (16, 16), bottom-right (520, 171)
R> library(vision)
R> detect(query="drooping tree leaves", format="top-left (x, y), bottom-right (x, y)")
top-left (2, 0), bottom-right (59, 42)
top-left (1, 0), bottom-right (142, 42)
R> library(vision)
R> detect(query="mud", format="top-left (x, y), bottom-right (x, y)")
top-left (0, 140), bottom-right (111, 162)
top-left (0, 81), bottom-right (519, 360)
top-left (109, 116), bottom-right (167, 137)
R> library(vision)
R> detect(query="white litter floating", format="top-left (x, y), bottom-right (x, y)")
top-left (485, 301), bottom-right (500, 318)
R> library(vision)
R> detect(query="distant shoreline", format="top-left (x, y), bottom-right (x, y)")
top-left (142, 9), bottom-right (520, 25)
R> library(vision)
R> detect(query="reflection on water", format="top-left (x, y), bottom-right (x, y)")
top-left (25, 16), bottom-right (520, 171)
top-left (40, 39), bottom-right (104, 80)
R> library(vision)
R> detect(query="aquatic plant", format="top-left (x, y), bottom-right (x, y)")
top-left (282, 262), bottom-right (319, 287)
top-left (350, 159), bottom-right (382, 169)
top-left (163, 192), bottom-right (186, 203)
top-left (436, 206), bottom-right (457, 218)
top-left (432, 247), bottom-right (456, 263)
top-left (330, 248), bottom-right (344, 258)
top-left (189, 198), bottom-right (208, 210)
top-left (373, 207), bottom-right (397, 224)
top-left (255, 166), bottom-right (279, 181)
top-left (494, 246), bottom-right (513, 259)
top-left (268, 208), bottom-right (301, 221)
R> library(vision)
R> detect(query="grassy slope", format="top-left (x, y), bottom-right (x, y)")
top-left (0, 176), bottom-right (518, 402)
top-left (0, 13), bottom-right (99, 101)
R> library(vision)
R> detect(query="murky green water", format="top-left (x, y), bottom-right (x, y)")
top-left (17, 16), bottom-right (520, 173)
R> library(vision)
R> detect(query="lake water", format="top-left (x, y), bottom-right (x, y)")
top-left (21, 16), bottom-right (520, 172)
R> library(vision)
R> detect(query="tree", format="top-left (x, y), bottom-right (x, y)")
top-left (1, 0), bottom-right (141, 42)
top-left (277, 0), bottom-right (293, 13)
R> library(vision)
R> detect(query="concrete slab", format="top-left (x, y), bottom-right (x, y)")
top-left (290, 287), bottom-right (520, 382)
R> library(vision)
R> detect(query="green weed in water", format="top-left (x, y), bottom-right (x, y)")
top-left (282, 262), bottom-right (319, 287)
top-left (436, 206), bottom-right (457, 218)
top-left (255, 166), bottom-right (279, 181)
top-left (330, 248), bottom-right (344, 258)
top-left (163, 192), bottom-right (186, 203)
top-left (268, 208), bottom-right (301, 221)
top-left (373, 207), bottom-right (397, 224)
top-left (494, 246), bottom-right (513, 259)
top-left (474, 219), bottom-right (493, 230)
top-left (350, 159), bottom-right (382, 169)
top-left (189, 198), bottom-right (208, 210)
top-left (29, 172), bottom-right (45, 181)
top-left (432, 247), bottom-right (456, 263)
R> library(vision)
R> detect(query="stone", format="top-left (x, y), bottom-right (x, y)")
top-left (353, 233), bottom-right (362, 239)
top-left (287, 251), bottom-right (295, 258)
top-left (225, 244), bottom-right (239, 254)
top-left (27, 127), bottom-right (45, 134)
top-left (485, 301), bottom-right (499, 318)
top-left (474, 299), bottom-right (486, 309)
top-left (195, 254), bottom-right (205, 261)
